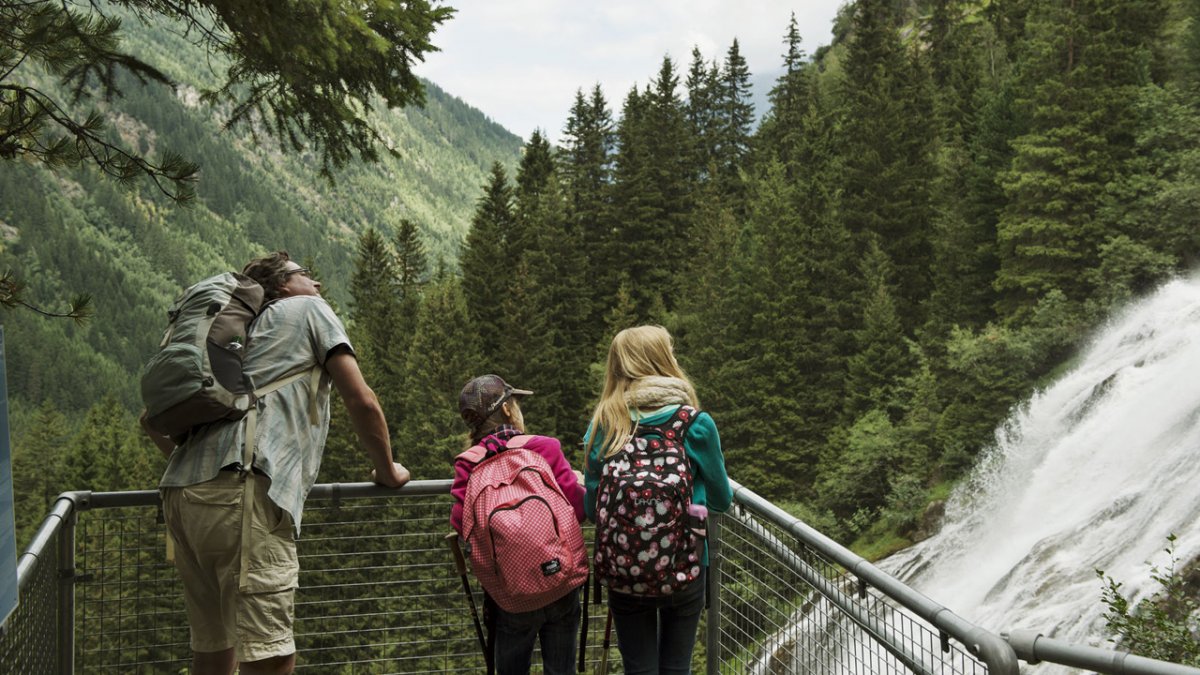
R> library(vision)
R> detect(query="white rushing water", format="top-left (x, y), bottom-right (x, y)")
top-left (882, 273), bottom-right (1200, 666)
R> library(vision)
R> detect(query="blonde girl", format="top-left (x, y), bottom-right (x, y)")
top-left (583, 325), bottom-right (732, 675)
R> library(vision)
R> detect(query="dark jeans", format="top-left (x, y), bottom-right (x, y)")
top-left (608, 569), bottom-right (707, 675)
top-left (492, 586), bottom-right (582, 675)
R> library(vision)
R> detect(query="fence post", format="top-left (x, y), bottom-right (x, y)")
top-left (57, 504), bottom-right (76, 675)
top-left (706, 512), bottom-right (722, 675)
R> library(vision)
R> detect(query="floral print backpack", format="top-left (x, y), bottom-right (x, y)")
top-left (593, 405), bottom-right (704, 596)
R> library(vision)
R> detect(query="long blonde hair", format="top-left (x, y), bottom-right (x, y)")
top-left (588, 325), bottom-right (699, 458)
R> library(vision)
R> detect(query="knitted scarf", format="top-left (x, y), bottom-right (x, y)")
top-left (624, 376), bottom-right (692, 412)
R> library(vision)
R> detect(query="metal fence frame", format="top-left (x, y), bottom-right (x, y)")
top-left (4, 478), bottom-right (1198, 675)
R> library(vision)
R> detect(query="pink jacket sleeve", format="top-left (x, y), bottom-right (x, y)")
top-left (449, 456), bottom-right (473, 534)
top-left (525, 436), bottom-right (586, 523)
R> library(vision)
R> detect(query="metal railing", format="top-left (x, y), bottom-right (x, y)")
top-left (3, 478), bottom-right (1198, 674)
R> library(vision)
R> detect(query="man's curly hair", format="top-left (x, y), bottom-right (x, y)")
top-left (242, 251), bottom-right (293, 300)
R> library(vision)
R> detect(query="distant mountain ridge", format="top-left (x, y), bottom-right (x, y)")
top-left (0, 5), bottom-right (524, 416)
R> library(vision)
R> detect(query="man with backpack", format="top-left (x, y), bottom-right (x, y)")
top-left (449, 374), bottom-right (589, 675)
top-left (143, 251), bottom-right (410, 675)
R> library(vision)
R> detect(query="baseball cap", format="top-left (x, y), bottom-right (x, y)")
top-left (458, 374), bottom-right (533, 428)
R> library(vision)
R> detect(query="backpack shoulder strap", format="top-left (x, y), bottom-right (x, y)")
top-left (456, 445), bottom-right (487, 465)
top-left (254, 366), bottom-right (324, 425)
top-left (504, 435), bottom-right (536, 450)
top-left (636, 405), bottom-right (700, 437)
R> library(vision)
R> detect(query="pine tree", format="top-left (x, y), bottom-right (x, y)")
top-left (843, 239), bottom-right (915, 422)
top-left (559, 86), bottom-right (616, 330)
top-left (396, 278), bottom-right (482, 480)
top-left (394, 218), bottom-right (428, 295)
top-left (609, 58), bottom-right (695, 316)
top-left (65, 396), bottom-right (154, 492)
top-left (12, 400), bottom-right (70, 545)
top-left (694, 157), bottom-right (855, 499)
top-left (685, 47), bottom-right (721, 181)
top-left (837, 0), bottom-right (936, 327)
top-left (717, 39), bottom-right (755, 203)
top-left (0, 0), bottom-right (453, 199)
top-left (995, 0), bottom-right (1169, 317)
top-left (501, 146), bottom-right (595, 441)
top-left (925, 1), bottom-right (1007, 334)
top-left (460, 163), bottom-right (515, 362)
top-left (350, 228), bottom-right (399, 361)
top-left (1101, 86), bottom-right (1200, 279)
top-left (512, 131), bottom-right (557, 257)
top-left (756, 13), bottom-right (810, 175)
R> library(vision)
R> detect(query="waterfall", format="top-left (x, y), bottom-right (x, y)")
top-left (882, 274), bottom-right (1200, 667)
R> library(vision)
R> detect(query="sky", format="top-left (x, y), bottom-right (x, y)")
top-left (416, 1), bottom-right (848, 142)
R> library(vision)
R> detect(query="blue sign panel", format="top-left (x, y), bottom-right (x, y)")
top-left (0, 327), bottom-right (18, 628)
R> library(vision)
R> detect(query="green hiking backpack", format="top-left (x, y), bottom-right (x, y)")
top-left (140, 272), bottom-right (265, 442)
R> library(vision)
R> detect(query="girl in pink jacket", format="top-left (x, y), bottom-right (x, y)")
top-left (449, 374), bottom-right (585, 675)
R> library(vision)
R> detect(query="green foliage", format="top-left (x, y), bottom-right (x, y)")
top-left (0, 0), bottom-right (200, 200)
top-left (821, 410), bottom-right (897, 519)
top-left (609, 57), bottom-right (694, 317)
top-left (844, 240), bottom-right (915, 422)
top-left (0, 23), bottom-right (520, 418)
top-left (715, 39), bottom-right (754, 203)
top-left (1, 0), bottom-right (453, 198)
top-left (396, 277), bottom-right (481, 480)
top-left (460, 162), bottom-right (515, 363)
top-left (13, 0), bottom-right (1200, 587)
top-left (836, 0), bottom-right (936, 325)
top-left (11, 401), bottom-right (72, 544)
top-left (1098, 535), bottom-right (1200, 664)
top-left (995, 0), bottom-right (1171, 316)
top-left (1086, 234), bottom-right (1178, 309)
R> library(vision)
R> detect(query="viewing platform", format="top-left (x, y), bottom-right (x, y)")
top-left (4, 479), bottom-right (1197, 674)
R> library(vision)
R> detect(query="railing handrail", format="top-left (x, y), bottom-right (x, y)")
top-left (731, 478), bottom-right (1019, 675)
top-left (16, 495), bottom-right (73, 594)
top-left (1006, 630), bottom-right (1200, 675)
top-left (13, 478), bottom-right (1200, 675)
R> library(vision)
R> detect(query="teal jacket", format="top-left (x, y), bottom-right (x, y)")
top-left (584, 405), bottom-right (733, 564)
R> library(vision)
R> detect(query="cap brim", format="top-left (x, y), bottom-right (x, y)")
top-left (511, 387), bottom-right (533, 396)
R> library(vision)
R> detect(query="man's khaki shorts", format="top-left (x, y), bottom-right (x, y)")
top-left (162, 472), bottom-right (299, 663)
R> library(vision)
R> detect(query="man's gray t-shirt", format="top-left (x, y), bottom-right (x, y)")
top-left (159, 296), bottom-right (351, 534)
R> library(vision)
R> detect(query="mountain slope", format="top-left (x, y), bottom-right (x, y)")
top-left (0, 6), bottom-right (524, 414)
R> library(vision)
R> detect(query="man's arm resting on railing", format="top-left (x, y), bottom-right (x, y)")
top-left (326, 349), bottom-right (410, 488)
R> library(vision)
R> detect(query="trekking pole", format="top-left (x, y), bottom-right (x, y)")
top-left (445, 533), bottom-right (490, 669)
top-left (578, 573), bottom-right (590, 673)
top-left (598, 608), bottom-right (613, 675)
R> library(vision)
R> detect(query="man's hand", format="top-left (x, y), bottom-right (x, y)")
top-left (372, 462), bottom-right (411, 488)
top-left (139, 409), bottom-right (177, 458)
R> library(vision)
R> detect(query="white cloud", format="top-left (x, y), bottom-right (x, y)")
top-left (418, 0), bottom-right (844, 141)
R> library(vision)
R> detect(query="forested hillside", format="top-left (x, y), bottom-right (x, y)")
top-left (1, 2), bottom-right (522, 544)
top-left (9, 0), bottom-right (1200, 565)
top-left (326, 0), bottom-right (1200, 557)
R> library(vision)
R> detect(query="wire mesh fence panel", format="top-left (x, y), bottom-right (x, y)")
top-left (42, 488), bottom-right (621, 674)
top-left (75, 503), bottom-right (189, 673)
top-left (297, 492), bottom-right (477, 674)
top-left (8, 485), bottom-right (1035, 675)
top-left (712, 505), bottom-right (990, 675)
top-left (1, 533), bottom-right (60, 674)
top-left (297, 495), bottom-right (617, 675)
